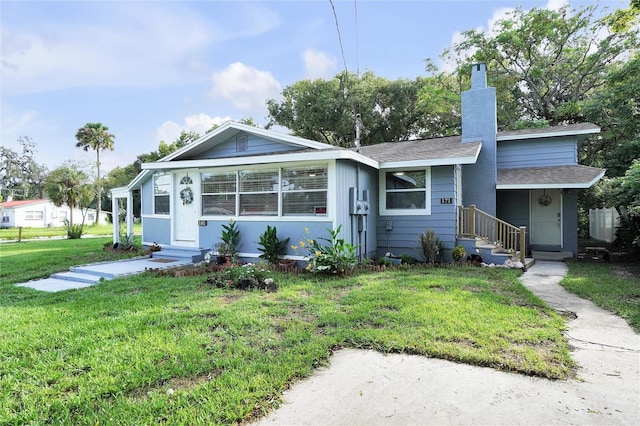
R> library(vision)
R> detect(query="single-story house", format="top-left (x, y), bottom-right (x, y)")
top-left (0, 199), bottom-right (108, 228)
top-left (112, 63), bottom-right (604, 264)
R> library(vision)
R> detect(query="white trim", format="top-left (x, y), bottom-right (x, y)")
top-left (379, 167), bottom-right (432, 216)
top-left (497, 126), bottom-right (600, 141)
top-left (142, 149), bottom-right (378, 171)
top-left (379, 153), bottom-right (480, 169)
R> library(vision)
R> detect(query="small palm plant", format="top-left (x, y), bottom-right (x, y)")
top-left (257, 225), bottom-right (290, 265)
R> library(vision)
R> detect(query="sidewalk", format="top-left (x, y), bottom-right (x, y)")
top-left (256, 261), bottom-right (640, 425)
top-left (16, 256), bottom-right (192, 292)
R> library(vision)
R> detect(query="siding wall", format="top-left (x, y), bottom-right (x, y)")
top-left (142, 216), bottom-right (171, 245)
top-left (193, 134), bottom-right (301, 160)
top-left (376, 166), bottom-right (457, 261)
top-left (496, 190), bottom-right (529, 228)
top-left (497, 138), bottom-right (577, 169)
top-left (335, 160), bottom-right (378, 259)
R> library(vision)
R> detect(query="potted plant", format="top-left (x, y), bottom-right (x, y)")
top-left (257, 225), bottom-right (290, 265)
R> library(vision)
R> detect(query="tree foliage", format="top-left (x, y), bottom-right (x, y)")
top-left (0, 136), bottom-right (48, 201)
top-left (44, 163), bottom-right (93, 228)
top-left (444, 4), bottom-right (639, 128)
top-left (267, 72), bottom-right (426, 146)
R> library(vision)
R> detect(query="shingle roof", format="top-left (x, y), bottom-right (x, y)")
top-left (355, 136), bottom-right (481, 166)
top-left (497, 165), bottom-right (605, 189)
top-left (497, 123), bottom-right (600, 141)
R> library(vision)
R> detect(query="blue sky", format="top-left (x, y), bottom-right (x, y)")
top-left (1, 0), bottom-right (624, 175)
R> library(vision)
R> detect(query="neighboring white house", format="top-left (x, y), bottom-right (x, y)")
top-left (0, 199), bottom-right (108, 228)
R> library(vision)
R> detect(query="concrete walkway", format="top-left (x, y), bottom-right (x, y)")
top-left (16, 256), bottom-right (192, 292)
top-left (256, 261), bottom-right (640, 425)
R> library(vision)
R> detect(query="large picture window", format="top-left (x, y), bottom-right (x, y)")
top-left (153, 174), bottom-right (171, 215)
top-left (380, 169), bottom-right (431, 215)
top-left (201, 164), bottom-right (328, 217)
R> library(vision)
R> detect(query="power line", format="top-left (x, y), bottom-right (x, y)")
top-left (329, 0), bottom-right (349, 76)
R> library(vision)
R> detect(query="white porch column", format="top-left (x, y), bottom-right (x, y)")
top-left (112, 193), bottom-right (120, 244)
top-left (126, 191), bottom-right (134, 238)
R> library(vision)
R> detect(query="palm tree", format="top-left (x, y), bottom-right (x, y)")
top-left (75, 122), bottom-right (115, 224)
top-left (44, 165), bottom-right (92, 234)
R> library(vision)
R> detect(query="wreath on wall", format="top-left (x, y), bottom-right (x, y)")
top-left (180, 187), bottom-right (194, 205)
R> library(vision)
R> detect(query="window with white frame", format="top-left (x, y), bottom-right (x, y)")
top-left (59, 211), bottom-right (68, 220)
top-left (153, 174), bottom-right (171, 215)
top-left (380, 168), bottom-right (431, 215)
top-left (25, 210), bottom-right (44, 220)
top-left (202, 171), bottom-right (237, 216)
top-left (239, 169), bottom-right (279, 216)
top-left (201, 164), bottom-right (328, 217)
top-left (282, 166), bottom-right (328, 216)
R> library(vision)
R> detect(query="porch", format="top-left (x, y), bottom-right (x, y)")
top-left (457, 205), bottom-right (533, 268)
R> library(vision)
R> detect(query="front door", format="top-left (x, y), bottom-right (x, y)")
top-left (173, 170), bottom-right (199, 247)
top-left (530, 189), bottom-right (562, 246)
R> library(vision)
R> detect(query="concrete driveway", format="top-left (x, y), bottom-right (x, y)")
top-left (256, 261), bottom-right (640, 425)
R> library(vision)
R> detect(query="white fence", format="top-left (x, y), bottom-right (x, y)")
top-left (589, 208), bottom-right (620, 243)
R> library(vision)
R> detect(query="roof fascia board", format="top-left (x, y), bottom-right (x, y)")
top-left (497, 126), bottom-right (600, 142)
top-left (497, 170), bottom-right (605, 190)
top-left (380, 156), bottom-right (479, 169)
top-left (142, 150), bottom-right (379, 171)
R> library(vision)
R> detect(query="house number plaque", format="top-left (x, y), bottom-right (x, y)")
top-left (440, 198), bottom-right (453, 204)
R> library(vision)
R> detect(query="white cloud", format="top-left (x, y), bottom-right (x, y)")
top-left (0, 2), bottom-right (281, 95)
top-left (302, 49), bottom-right (337, 79)
top-left (156, 114), bottom-right (232, 143)
top-left (546, 0), bottom-right (569, 11)
top-left (211, 62), bottom-right (281, 111)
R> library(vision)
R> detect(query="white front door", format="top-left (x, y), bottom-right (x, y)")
top-left (173, 170), bottom-right (199, 247)
top-left (530, 189), bottom-right (562, 246)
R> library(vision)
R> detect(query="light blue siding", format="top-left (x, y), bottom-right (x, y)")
top-left (497, 190), bottom-right (529, 228)
top-left (141, 178), bottom-right (153, 216)
top-left (377, 166), bottom-right (457, 261)
top-left (335, 160), bottom-right (378, 259)
top-left (562, 190), bottom-right (579, 256)
top-left (497, 138), bottom-right (577, 169)
top-left (142, 217), bottom-right (171, 245)
top-left (198, 219), bottom-right (334, 260)
top-left (193, 134), bottom-right (301, 160)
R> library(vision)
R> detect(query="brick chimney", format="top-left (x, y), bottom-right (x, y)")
top-left (461, 63), bottom-right (497, 216)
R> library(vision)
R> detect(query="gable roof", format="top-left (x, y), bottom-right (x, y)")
top-left (497, 123), bottom-right (600, 142)
top-left (497, 165), bottom-right (605, 189)
top-left (161, 121), bottom-right (337, 162)
top-left (0, 199), bottom-right (48, 208)
top-left (355, 136), bottom-right (482, 168)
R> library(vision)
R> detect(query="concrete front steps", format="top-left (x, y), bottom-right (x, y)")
top-left (458, 238), bottom-right (534, 269)
top-left (16, 246), bottom-right (204, 293)
top-left (150, 245), bottom-right (207, 263)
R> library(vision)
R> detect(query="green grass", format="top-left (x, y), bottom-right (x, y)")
top-left (0, 238), bottom-right (144, 285)
top-left (0, 224), bottom-right (142, 240)
top-left (561, 260), bottom-right (640, 332)
top-left (0, 239), bottom-right (576, 424)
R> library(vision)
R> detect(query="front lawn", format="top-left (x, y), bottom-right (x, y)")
top-left (561, 260), bottom-right (640, 332)
top-left (0, 239), bottom-right (574, 424)
top-left (0, 223), bottom-right (142, 241)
